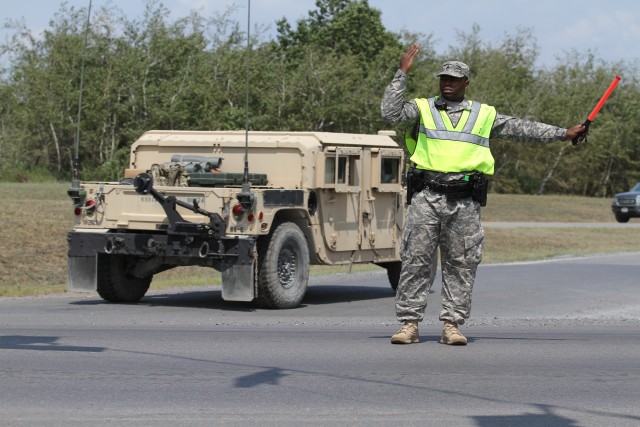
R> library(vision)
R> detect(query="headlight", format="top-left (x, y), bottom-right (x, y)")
top-left (612, 198), bottom-right (619, 206)
top-left (636, 195), bottom-right (640, 205)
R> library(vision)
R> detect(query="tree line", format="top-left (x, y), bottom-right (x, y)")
top-left (1, 0), bottom-right (638, 196)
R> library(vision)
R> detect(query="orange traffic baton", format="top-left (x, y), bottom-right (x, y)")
top-left (573, 76), bottom-right (621, 145)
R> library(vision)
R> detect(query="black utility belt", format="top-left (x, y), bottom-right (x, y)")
top-left (423, 178), bottom-right (472, 196)
top-left (412, 172), bottom-right (472, 196)
top-left (407, 170), bottom-right (489, 206)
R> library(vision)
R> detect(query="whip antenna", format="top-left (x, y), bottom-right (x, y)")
top-left (243, 0), bottom-right (251, 183)
top-left (68, 0), bottom-right (92, 206)
top-left (237, 0), bottom-right (256, 210)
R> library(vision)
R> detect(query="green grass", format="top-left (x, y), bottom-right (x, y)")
top-left (0, 183), bottom-right (70, 297)
top-left (483, 227), bottom-right (640, 264)
top-left (482, 193), bottom-right (615, 222)
top-left (0, 183), bottom-right (638, 297)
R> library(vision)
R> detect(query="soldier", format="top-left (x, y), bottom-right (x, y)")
top-left (381, 44), bottom-right (586, 345)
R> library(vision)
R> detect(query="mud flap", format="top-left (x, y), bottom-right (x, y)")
top-left (220, 238), bottom-right (257, 302)
top-left (68, 256), bottom-right (97, 292)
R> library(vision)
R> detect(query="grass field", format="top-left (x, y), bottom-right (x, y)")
top-left (1, 182), bottom-right (638, 297)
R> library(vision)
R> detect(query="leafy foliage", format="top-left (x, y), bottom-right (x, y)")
top-left (0, 0), bottom-right (638, 195)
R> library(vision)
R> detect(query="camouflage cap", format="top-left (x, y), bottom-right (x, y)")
top-left (436, 61), bottom-right (470, 79)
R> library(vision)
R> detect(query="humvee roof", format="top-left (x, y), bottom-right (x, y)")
top-left (132, 130), bottom-right (400, 149)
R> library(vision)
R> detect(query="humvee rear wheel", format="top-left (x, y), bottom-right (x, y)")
top-left (377, 256), bottom-right (437, 293)
top-left (377, 261), bottom-right (401, 292)
top-left (256, 222), bottom-right (309, 309)
top-left (97, 254), bottom-right (152, 303)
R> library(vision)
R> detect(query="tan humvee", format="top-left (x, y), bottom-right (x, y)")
top-left (67, 130), bottom-right (406, 308)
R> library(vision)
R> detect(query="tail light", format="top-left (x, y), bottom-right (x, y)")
top-left (74, 199), bottom-right (96, 216)
top-left (232, 203), bottom-right (245, 217)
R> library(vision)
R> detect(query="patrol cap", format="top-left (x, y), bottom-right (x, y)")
top-left (436, 61), bottom-right (470, 79)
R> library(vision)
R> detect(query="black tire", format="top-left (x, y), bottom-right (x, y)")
top-left (615, 214), bottom-right (630, 223)
top-left (377, 261), bottom-right (401, 292)
top-left (256, 222), bottom-right (309, 309)
top-left (97, 254), bottom-right (152, 303)
top-left (378, 253), bottom-right (438, 293)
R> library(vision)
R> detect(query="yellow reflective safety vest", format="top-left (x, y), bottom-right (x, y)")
top-left (405, 97), bottom-right (497, 175)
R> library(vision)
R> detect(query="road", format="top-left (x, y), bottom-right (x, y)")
top-left (483, 221), bottom-right (640, 228)
top-left (1, 252), bottom-right (640, 426)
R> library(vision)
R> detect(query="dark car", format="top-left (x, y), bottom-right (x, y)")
top-left (611, 182), bottom-right (640, 223)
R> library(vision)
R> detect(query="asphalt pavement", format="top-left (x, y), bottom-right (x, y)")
top-left (1, 252), bottom-right (639, 426)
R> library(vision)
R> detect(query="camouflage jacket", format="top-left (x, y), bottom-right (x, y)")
top-left (381, 69), bottom-right (567, 143)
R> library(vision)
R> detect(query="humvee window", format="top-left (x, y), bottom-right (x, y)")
top-left (347, 156), bottom-right (359, 186)
top-left (370, 148), bottom-right (403, 190)
top-left (337, 156), bottom-right (347, 184)
top-left (381, 157), bottom-right (400, 184)
top-left (324, 157), bottom-right (336, 184)
top-left (323, 152), bottom-right (360, 188)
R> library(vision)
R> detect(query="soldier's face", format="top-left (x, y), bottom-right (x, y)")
top-left (439, 75), bottom-right (469, 102)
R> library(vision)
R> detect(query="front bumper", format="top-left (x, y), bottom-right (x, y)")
top-left (611, 205), bottom-right (640, 217)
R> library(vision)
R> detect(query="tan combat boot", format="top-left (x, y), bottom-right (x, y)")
top-left (390, 320), bottom-right (419, 344)
top-left (440, 320), bottom-right (467, 345)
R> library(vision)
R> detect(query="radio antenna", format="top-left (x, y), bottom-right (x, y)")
top-left (243, 0), bottom-right (251, 182)
top-left (68, 0), bottom-right (92, 206)
top-left (237, 0), bottom-right (256, 210)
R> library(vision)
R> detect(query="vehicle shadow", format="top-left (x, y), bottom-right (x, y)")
top-left (70, 283), bottom-right (397, 311)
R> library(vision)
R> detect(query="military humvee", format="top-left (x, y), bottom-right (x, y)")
top-left (67, 130), bottom-right (407, 308)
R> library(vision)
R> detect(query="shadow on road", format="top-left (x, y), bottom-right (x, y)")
top-left (0, 335), bottom-right (105, 352)
top-left (69, 283), bottom-right (395, 311)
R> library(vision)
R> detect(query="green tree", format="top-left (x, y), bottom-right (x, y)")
top-left (270, 0), bottom-right (405, 133)
top-left (1, 0), bottom-right (638, 195)
top-left (276, 0), bottom-right (398, 61)
top-left (2, 3), bottom-right (88, 177)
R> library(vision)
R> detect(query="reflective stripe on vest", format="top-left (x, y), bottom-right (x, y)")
top-left (406, 97), bottom-right (497, 175)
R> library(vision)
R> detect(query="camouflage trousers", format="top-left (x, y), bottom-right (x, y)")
top-left (396, 188), bottom-right (483, 324)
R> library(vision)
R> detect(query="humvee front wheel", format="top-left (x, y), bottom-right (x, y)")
top-left (256, 222), bottom-right (309, 309)
top-left (97, 254), bottom-right (152, 303)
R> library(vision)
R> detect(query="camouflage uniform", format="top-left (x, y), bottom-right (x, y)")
top-left (381, 68), bottom-right (567, 324)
